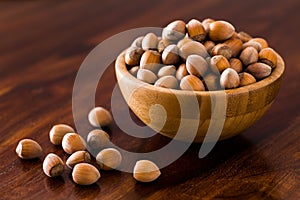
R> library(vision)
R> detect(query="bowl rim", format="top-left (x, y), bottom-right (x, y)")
top-left (115, 50), bottom-right (285, 97)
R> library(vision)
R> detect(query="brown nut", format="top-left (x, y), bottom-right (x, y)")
top-left (209, 20), bottom-right (235, 41)
top-left (186, 19), bottom-right (206, 42)
top-left (72, 163), bottom-right (100, 185)
top-left (125, 47), bottom-right (144, 66)
top-left (211, 44), bottom-right (232, 60)
top-left (49, 124), bottom-right (75, 145)
top-left (242, 41), bottom-right (262, 52)
top-left (210, 55), bottom-right (230, 73)
top-left (140, 50), bottom-right (161, 72)
top-left (176, 63), bottom-right (189, 80)
top-left (131, 36), bottom-right (144, 48)
top-left (129, 66), bottom-right (139, 77)
top-left (133, 160), bottom-right (161, 182)
top-left (177, 37), bottom-right (193, 49)
top-left (157, 39), bottom-right (172, 53)
top-left (66, 150), bottom-right (91, 169)
top-left (186, 54), bottom-right (209, 77)
top-left (249, 38), bottom-right (268, 49)
top-left (220, 68), bottom-right (240, 89)
top-left (88, 107), bottom-right (113, 127)
top-left (162, 20), bottom-right (186, 41)
top-left (87, 129), bottom-right (110, 150)
top-left (141, 33), bottom-right (158, 50)
top-left (162, 44), bottom-right (180, 65)
top-left (202, 18), bottom-right (215, 32)
top-left (180, 41), bottom-right (208, 60)
top-left (259, 47), bottom-right (277, 68)
top-left (239, 72), bottom-right (256, 86)
top-left (229, 58), bottom-right (243, 73)
top-left (154, 75), bottom-right (178, 89)
top-left (96, 148), bottom-right (122, 170)
top-left (224, 37), bottom-right (243, 57)
top-left (203, 40), bottom-right (215, 55)
top-left (180, 75), bottom-right (205, 91)
top-left (157, 65), bottom-right (176, 78)
top-left (43, 153), bottom-right (64, 177)
top-left (62, 133), bottom-right (86, 154)
top-left (237, 31), bottom-right (252, 42)
top-left (203, 73), bottom-right (221, 91)
top-left (239, 47), bottom-right (258, 66)
top-left (137, 69), bottom-right (158, 84)
top-left (16, 139), bottom-right (42, 159)
top-left (246, 62), bottom-right (272, 80)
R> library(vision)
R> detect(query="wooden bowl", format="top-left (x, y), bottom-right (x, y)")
top-left (115, 52), bottom-right (285, 142)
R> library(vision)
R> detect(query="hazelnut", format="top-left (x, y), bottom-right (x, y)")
top-left (87, 129), bottom-right (110, 150)
top-left (179, 41), bottom-right (208, 60)
top-left (180, 75), bottom-right (205, 91)
top-left (202, 18), bottom-right (215, 32)
top-left (157, 39), bottom-right (171, 53)
top-left (96, 148), bottom-right (122, 170)
top-left (133, 160), bottom-right (161, 182)
top-left (43, 153), bottom-right (64, 177)
top-left (209, 20), bottom-right (235, 41)
top-left (224, 37), bottom-right (243, 57)
top-left (140, 50), bottom-right (161, 72)
top-left (141, 33), bottom-right (158, 50)
top-left (239, 47), bottom-right (258, 66)
top-left (246, 62), bottom-right (272, 80)
top-left (66, 150), bottom-right (91, 169)
top-left (49, 124), bottom-right (75, 145)
top-left (242, 41), bottom-right (262, 52)
top-left (88, 107), bottom-right (113, 127)
top-left (203, 40), bottom-right (215, 55)
top-left (249, 38), bottom-right (268, 49)
top-left (229, 58), bottom-right (243, 73)
top-left (131, 36), bottom-right (144, 48)
top-left (154, 75), bottom-right (178, 89)
top-left (186, 54), bottom-right (209, 77)
top-left (186, 19), bottom-right (206, 42)
top-left (211, 43), bottom-right (232, 60)
top-left (259, 47), bottom-right (277, 68)
top-left (220, 68), bottom-right (240, 89)
top-left (177, 37), bottom-right (193, 49)
top-left (137, 69), bottom-right (158, 84)
top-left (72, 163), bottom-right (100, 185)
top-left (129, 66), bottom-right (139, 77)
top-left (239, 72), bottom-right (256, 86)
top-left (16, 139), bottom-right (42, 159)
top-left (62, 133), bottom-right (86, 154)
top-left (210, 55), bottom-right (230, 73)
top-left (203, 73), bottom-right (221, 91)
top-left (125, 47), bottom-right (144, 66)
top-left (162, 44), bottom-right (180, 65)
top-left (176, 63), bottom-right (189, 80)
top-left (157, 65), bottom-right (176, 78)
top-left (237, 31), bottom-right (252, 42)
top-left (162, 20), bottom-right (186, 41)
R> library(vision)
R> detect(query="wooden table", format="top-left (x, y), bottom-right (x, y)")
top-left (1, 0), bottom-right (299, 199)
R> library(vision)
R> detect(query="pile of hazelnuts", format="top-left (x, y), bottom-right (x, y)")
top-left (124, 18), bottom-right (278, 91)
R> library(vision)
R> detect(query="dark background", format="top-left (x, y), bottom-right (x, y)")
top-left (0, 0), bottom-right (299, 199)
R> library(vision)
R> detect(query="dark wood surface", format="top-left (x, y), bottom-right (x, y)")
top-left (0, 0), bottom-right (299, 199)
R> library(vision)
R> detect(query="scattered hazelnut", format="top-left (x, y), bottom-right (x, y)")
top-left (62, 133), bottom-right (86, 154)
top-left (133, 160), bottom-right (161, 182)
top-left (96, 148), bottom-right (122, 170)
top-left (66, 150), bottom-right (91, 169)
top-left (43, 153), bottom-right (64, 177)
top-left (88, 107), bottom-right (113, 127)
top-left (72, 163), bottom-right (100, 185)
top-left (49, 124), bottom-right (75, 145)
top-left (16, 139), bottom-right (42, 159)
top-left (87, 129), bottom-right (110, 150)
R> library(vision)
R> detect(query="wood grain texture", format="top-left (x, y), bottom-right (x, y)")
top-left (0, 0), bottom-right (299, 199)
